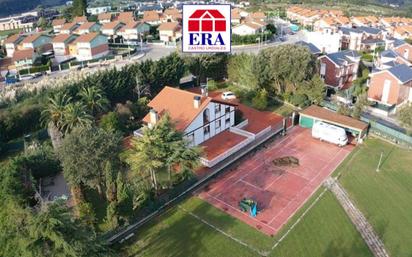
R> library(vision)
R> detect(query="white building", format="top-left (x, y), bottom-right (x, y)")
top-left (142, 86), bottom-right (236, 146)
top-left (87, 6), bottom-right (112, 15)
top-left (232, 22), bottom-right (265, 36)
top-left (303, 30), bottom-right (340, 53)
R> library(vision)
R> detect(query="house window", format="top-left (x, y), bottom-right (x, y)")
top-left (203, 109), bottom-right (210, 124)
top-left (225, 106), bottom-right (230, 114)
top-left (186, 132), bottom-right (195, 146)
top-left (215, 120), bottom-right (221, 129)
top-left (225, 116), bottom-right (231, 126)
top-left (215, 104), bottom-right (221, 114)
top-left (203, 125), bottom-right (210, 138)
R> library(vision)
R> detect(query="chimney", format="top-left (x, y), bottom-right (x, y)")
top-left (193, 96), bottom-right (201, 109)
top-left (149, 109), bottom-right (158, 126)
top-left (200, 83), bottom-right (208, 97)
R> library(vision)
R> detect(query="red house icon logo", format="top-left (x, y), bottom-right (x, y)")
top-left (188, 9), bottom-right (226, 32)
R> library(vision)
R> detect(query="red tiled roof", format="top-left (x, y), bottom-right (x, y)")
top-left (200, 130), bottom-right (247, 160)
top-left (72, 32), bottom-right (100, 43)
top-left (300, 105), bottom-right (368, 131)
top-left (76, 22), bottom-right (97, 31)
top-left (21, 33), bottom-right (43, 44)
top-left (12, 48), bottom-right (34, 62)
top-left (158, 22), bottom-right (180, 31)
top-left (143, 10), bottom-right (160, 22)
top-left (73, 16), bottom-right (87, 23)
top-left (52, 33), bottom-right (77, 43)
top-left (142, 86), bottom-right (236, 131)
top-left (98, 13), bottom-right (112, 21)
top-left (102, 21), bottom-right (124, 30)
top-left (60, 22), bottom-right (78, 31)
top-left (117, 12), bottom-right (134, 23)
top-left (4, 34), bottom-right (23, 44)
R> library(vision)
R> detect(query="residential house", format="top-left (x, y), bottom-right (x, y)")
top-left (12, 48), bottom-right (36, 70)
top-left (118, 21), bottom-right (150, 41)
top-left (351, 16), bottom-right (379, 27)
top-left (367, 64), bottom-right (412, 115)
top-left (0, 15), bottom-right (33, 32)
top-left (374, 49), bottom-right (411, 70)
top-left (162, 8), bottom-right (181, 23)
top-left (59, 22), bottom-right (79, 34)
top-left (319, 50), bottom-right (361, 91)
top-left (232, 21), bottom-right (266, 36)
top-left (249, 12), bottom-right (265, 22)
top-left (101, 21), bottom-right (125, 38)
top-left (117, 12), bottom-right (135, 23)
top-left (142, 86), bottom-right (237, 146)
top-left (75, 22), bottom-right (101, 35)
top-left (98, 13), bottom-right (112, 24)
top-left (143, 10), bottom-right (161, 25)
top-left (87, 6), bottom-right (111, 15)
top-left (52, 18), bottom-right (66, 33)
top-left (4, 34), bottom-right (25, 57)
top-left (339, 26), bottom-right (385, 51)
top-left (231, 8), bottom-right (247, 24)
top-left (19, 33), bottom-right (52, 54)
top-left (73, 16), bottom-right (87, 24)
top-left (158, 22), bottom-right (181, 43)
top-left (52, 33), bottom-right (78, 57)
top-left (314, 17), bottom-right (339, 33)
top-left (72, 32), bottom-right (109, 61)
top-left (303, 30), bottom-right (341, 53)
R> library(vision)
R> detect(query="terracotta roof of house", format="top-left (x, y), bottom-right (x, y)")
top-left (76, 22), bottom-right (98, 31)
top-left (119, 21), bottom-right (142, 31)
top-left (300, 105), bottom-right (368, 131)
top-left (250, 11), bottom-right (265, 19)
top-left (72, 32), bottom-right (100, 43)
top-left (52, 18), bottom-right (66, 26)
top-left (12, 48), bottom-right (34, 62)
top-left (98, 12), bottom-right (112, 21)
top-left (73, 16), bottom-right (87, 23)
top-left (142, 86), bottom-right (236, 131)
top-left (102, 21), bottom-right (124, 30)
top-left (164, 8), bottom-right (179, 16)
top-left (240, 22), bottom-right (263, 30)
top-left (158, 22), bottom-right (179, 31)
top-left (60, 22), bottom-right (78, 31)
top-left (52, 33), bottom-right (77, 43)
top-left (21, 33), bottom-right (44, 44)
top-left (231, 8), bottom-right (241, 19)
top-left (4, 34), bottom-right (23, 44)
top-left (143, 10), bottom-right (160, 22)
top-left (117, 12), bottom-right (134, 23)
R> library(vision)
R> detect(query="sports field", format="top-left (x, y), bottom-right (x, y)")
top-left (121, 189), bottom-right (372, 257)
top-left (336, 138), bottom-right (412, 257)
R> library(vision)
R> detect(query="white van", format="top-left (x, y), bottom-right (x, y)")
top-left (312, 121), bottom-right (348, 147)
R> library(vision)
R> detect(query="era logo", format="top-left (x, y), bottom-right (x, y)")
top-left (182, 5), bottom-right (231, 53)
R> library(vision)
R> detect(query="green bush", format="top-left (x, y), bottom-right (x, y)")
top-left (207, 80), bottom-right (218, 91)
top-left (289, 93), bottom-right (310, 108)
top-left (22, 145), bottom-right (61, 179)
top-left (252, 89), bottom-right (268, 110)
top-left (99, 112), bottom-right (124, 133)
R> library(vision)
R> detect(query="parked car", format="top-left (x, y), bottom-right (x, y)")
top-left (221, 91), bottom-right (236, 100)
top-left (19, 74), bottom-right (35, 81)
top-left (312, 121), bottom-right (348, 147)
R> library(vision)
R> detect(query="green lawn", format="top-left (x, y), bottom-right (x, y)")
top-left (336, 138), bottom-right (412, 257)
top-left (121, 189), bottom-right (372, 257)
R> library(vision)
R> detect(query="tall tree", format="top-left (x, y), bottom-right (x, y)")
top-left (60, 102), bottom-right (93, 135)
top-left (58, 127), bottom-right (122, 197)
top-left (72, 0), bottom-right (87, 17)
top-left (126, 114), bottom-right (201, 191)
top-left (78, 86), bottom-right (109, 116)
top-left (227, 53), bottom-right (258, 92)
top-left (41, 93), bottom-right (72, 149)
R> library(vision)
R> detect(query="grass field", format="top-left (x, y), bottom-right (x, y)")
top-left (121, 188), bottom-right (372, 257)
top-left (336, 138), bottom-right (412, 257)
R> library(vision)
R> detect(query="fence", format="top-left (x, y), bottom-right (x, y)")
top-left (360, 114), bottom-right (412, 147)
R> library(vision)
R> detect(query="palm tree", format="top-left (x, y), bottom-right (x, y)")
top-left (60, 102), bottom-right (93, 135)
top-left (78, 86), bottom-right (109, 116)
top-left (41, 93), bottom-right (72, 149)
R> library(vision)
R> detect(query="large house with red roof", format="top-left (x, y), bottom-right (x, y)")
top-left (72, 32), bottom-right (109, 61)
top-left (138, 86), bottom-right (284, 167)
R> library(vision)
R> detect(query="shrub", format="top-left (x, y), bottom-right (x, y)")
top-left (99, 112), bottom-right (124, 133)
top-left (252, 89), bottom-right (268, 110)
top-left (207, 80), bottom-right (218, 91)
top-left (22, 145), bottom-right (61, 179)
top-left (289, 93), bottom-right (310, 108)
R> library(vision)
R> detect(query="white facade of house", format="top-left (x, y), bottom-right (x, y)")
top-left (183, 101), bottom-right (235, 146)
top-left (75, 35), bottom-right (109, 61)
top-left (87, 6), bottom-right (112, 15)
top-left (5, 43), bottom-right (17, 57)
top-left (303, 31), bottom-right (340, 53)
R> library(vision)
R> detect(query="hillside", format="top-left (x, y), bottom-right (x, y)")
top-left (0, 0), bottom-right (65, 17)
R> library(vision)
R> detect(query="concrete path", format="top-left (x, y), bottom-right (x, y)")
top-left (325, 178), bottom-right (390, 257)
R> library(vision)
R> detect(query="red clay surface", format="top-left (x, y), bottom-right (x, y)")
top-left (200, 130), bottom-right (248, 160)
top-left (197, 126), bottom-right (354, 236)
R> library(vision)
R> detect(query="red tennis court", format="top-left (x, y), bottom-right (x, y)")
top-left (198, 126), bottom-right (354, 236)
